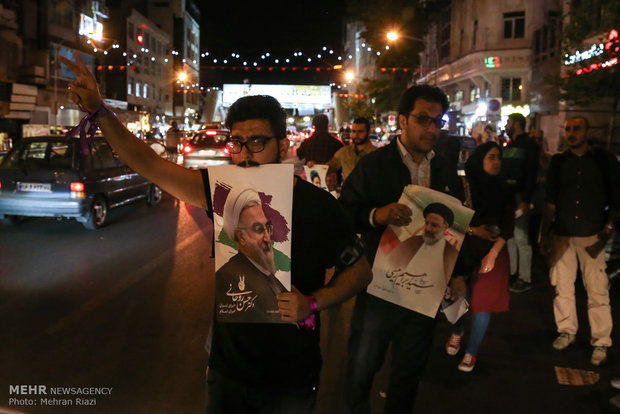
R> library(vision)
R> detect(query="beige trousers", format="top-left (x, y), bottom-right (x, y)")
top-left (550, 234), bottom-right (612, 347)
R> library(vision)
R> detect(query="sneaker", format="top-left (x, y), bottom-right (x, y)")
top-left (446, 333), bottom-right (463, 356)
top-left (611, 378), bottom-right (620, 389)
top-left (591, 346), bottom-right (607, 366)
top-left (552, 333), bottom-right (576, 350)
top-left (610, 394), bottom-right (620, 408)
top-left (509, 279), bottom-right (531, 293)
top-left (458, 353), bottom-right (476, 372)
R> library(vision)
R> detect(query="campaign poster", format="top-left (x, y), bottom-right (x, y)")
top-left (368, 185), bottom-right (474, 318)
top-left (209, 164), bottom-right (293, 323)
top-left (304, 164), bottom-right (329, 190)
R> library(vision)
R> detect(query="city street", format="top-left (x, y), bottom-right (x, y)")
top-left (0, 194), bottom-right (214, 413)
top-left (1, 192), bottom-right (620, 413)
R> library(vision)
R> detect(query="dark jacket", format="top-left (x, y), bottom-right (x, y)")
top-left (501, 132), bottom-right (539, 204)
top-left (297, 130), bottom-right (344, 164)
top-left (339, 139), bottom-right (464, 265)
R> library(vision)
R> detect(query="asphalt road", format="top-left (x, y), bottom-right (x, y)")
top-left (0, 194), bottom-right (214, 413)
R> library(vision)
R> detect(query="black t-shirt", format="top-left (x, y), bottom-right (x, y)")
top-left (546, 148), bottom-right (620, 237)
top-left (200, 169), bottom-right (356, 389)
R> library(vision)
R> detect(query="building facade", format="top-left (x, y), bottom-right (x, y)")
top-left (418, 0), bottom-right (560, 147)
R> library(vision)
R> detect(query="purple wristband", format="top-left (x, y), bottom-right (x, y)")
top-left (298, 296), bottom-right (318, 331)
top-left (65, 102), bottom-right (113, 154)
top-left (307, 295), bottom-right (318, 314)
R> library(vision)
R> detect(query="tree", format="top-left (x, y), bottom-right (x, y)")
top-left (343, 0), bottom-right (445, 114)
top-left (558, 0), bottom-right (620, 150)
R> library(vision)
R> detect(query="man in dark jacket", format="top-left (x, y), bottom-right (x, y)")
top-left (502, 112), bottom-right (539, 293)
top-left (297, 114), bottom-right (343, 164)
top-left (340, 85), bottom-right (465, 414)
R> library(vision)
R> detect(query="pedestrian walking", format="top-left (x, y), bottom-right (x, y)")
top-left (540, 115), bottom-right (619, 366)
top-left (60, 52), bottom-right (372, 414)
top-left (339, 85), bottom-right (465, 414)
top-left (502, 113), bottom-right (539, 293)
top-left (445, 142), bottom-right (514, 372)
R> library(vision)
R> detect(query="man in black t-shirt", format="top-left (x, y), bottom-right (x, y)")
top-left (60, 53), bottom-right (373, 414)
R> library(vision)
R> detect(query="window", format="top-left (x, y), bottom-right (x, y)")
top-left (469, 86), bottom-right (480, 103)
top-left (473, 20), bottom-right (478, 48)
top-left (438, 2), bottom-right (451, 61)
top-left (128, 22), bottom-right (134, 40)
top-left (127, 78), bottom-right (133, 95)
top-left (143, 83), bottom-right (148, 99)
top-left (501, 77), bottom-right (522, 101)
top-left (455, 90), bottom-right (464, 102)
top-left (49, 0), bottom-right (73, 26)
top-left (504, 11), bottom-right (525, 39)
top-left (136, 82), bottom-right (141, 97)
top-left (91, 141), bottom-right (118, 169)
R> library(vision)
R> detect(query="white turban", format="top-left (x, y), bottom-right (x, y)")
top-left (223, 187), bottom-right (262, 239)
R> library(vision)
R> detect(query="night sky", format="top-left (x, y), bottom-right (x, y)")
top-left (200, 0), bottom-right (348, 85)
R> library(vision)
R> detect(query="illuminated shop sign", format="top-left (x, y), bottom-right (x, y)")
top-left (564, 43), bottom-right (605, 65)
top-left (79, 14), bottom-right (103, 41)
top-left (485, 56), bottom-right (501, 68)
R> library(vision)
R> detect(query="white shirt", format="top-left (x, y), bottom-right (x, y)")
top-left (369, 138), bottom-right (435, 226)
top-left (396, 136), bottom-right (435, 187)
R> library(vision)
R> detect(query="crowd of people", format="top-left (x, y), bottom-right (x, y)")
top-left (60, 51), bottom-right (619, 413)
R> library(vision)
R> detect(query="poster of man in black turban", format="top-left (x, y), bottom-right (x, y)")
top-left (368, 185), bottom-right (474, 317)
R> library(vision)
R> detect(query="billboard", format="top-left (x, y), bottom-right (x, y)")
top-left (223, 84), bottom-right (331, 108)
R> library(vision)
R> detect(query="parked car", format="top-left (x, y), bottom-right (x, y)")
top-left (180, 128), bottom-right (231, 168)
top-left (0, 136), bottom-right (162, 229)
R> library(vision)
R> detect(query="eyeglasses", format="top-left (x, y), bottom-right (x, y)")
top-left (239, 222), bottom-right (273, 236)
top-left (409, 113), bottom-right (446, 128)
top-left (226, 136), bottom-right (276, 154)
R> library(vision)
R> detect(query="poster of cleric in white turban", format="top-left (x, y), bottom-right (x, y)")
top-left (304, 164), bottom-right (329, 190)
top-left (368, 185), bottom-right (474, 318)
top-left (209, 164), bottom-right (294, 323)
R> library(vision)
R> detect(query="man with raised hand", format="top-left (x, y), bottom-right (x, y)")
top-left (60, 52), bottom-right (372, 414)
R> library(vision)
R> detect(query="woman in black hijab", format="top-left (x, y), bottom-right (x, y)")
top-left (445, 142), bottom-right (515, 372)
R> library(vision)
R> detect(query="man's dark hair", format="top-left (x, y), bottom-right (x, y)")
top-left (508, 113), bottom-right (526, 130)
top-left (312, 114), bottom-right (329, 131)
top-left (398, 85), bottom-right (449, 116)
top-left (353, 117), bottom-right (371, 132)
top-left (567, 115), bottom-right (590, 130)
top-left (225, 95), bottom-right (287, 140)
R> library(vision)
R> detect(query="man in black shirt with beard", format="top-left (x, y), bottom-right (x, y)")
top-left (541, 115), bottom-right (620, 367)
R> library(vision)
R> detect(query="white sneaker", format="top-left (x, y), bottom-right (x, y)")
top-left (591, 346), bottom-right (607, 366)
top-left (552, 333), bottom-right (575, 350)
top-left (611, 378), bottom-right (620, 389)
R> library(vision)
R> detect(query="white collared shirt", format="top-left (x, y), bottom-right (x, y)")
top-left (396, 136), bottom-right (435, 187)
top-left (369, 138), bottom-right (435, 227)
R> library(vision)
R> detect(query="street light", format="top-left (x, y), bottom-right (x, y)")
top-left (386, 31), bottom-right (425, 44)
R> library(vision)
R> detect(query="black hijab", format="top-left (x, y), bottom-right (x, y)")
top-left (464, 142), bottom-right (510, 221)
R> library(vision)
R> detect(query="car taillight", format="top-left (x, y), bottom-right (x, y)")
top-left (223, 147), bottom-right (230, 154)
top-left (70, 182), bottom-right (85, 198)
top-left (183, 145), bottom-right (193, 153)
top-left (70, 182), bottom-right (84, 192)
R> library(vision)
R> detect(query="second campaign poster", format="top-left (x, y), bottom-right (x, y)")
top-left (209, 164), bottom-right (294, 323)
top-left (368, 185), bottom-right (474, 318)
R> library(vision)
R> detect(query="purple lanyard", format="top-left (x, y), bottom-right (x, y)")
top-left (65, 103), bottom-right (111, 154)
